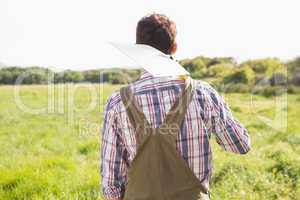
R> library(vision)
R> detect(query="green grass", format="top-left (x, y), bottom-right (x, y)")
top-left (0, 84), bottom-right (299, 200)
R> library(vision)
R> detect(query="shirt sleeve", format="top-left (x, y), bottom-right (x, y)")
top-left (208, 86), bottom-right (251, 154)
top-left (101, 95), bottom-right (128, 199)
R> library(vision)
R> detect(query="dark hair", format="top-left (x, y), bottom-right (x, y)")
top-left (136, 13), bottom-right (177, 54)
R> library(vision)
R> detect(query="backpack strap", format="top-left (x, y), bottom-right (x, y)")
top-left (159, 82), bottom-right (193, 143)
top-left (120, 86), bottom-right (151, 146)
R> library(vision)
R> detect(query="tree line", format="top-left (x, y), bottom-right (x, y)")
top-left (0, 57), bottom-right (299, 95)
top-left (180, 56), bottom-right (300, 95)
top-left (0, 67), bottom-right (141, 85)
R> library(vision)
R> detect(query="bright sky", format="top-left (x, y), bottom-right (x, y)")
top-left (1, 0), bottom-right (299, 70)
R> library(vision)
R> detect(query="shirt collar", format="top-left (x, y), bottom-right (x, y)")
top-left (135, 70), bottom-right (189, 90)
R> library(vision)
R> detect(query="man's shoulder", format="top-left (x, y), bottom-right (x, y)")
top-left (193, 79), bottom-right (218, 95)
top-left (104, 90), bottom-right (122, 113)
top-left (104, 79), bottom-right (219, 112)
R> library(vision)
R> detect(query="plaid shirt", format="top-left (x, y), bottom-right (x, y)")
top-left (101, 71), bottom-right (250, 199)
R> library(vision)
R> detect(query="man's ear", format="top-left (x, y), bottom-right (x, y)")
top-left (170, 42), bottom-right (177, 55)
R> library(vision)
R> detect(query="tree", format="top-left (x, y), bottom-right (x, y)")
top-left (206, 63), bottom-right (235, 77)
top-left (270, 73), bottom-right (287, 86)
top-left (240, 58), bottom-right (286, 76)
top-left (223, 66), bottom-right (255, 85)
top-left (180, 58), bottom-right (207, 78)
top-left (0, 70), bottom-right (13, 84)
top-left (287, 57), bottom-right (300, 74)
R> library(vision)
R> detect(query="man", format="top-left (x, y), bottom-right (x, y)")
top-left (101, 13), bottom-right (250, 200)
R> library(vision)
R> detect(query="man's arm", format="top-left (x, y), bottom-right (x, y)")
top-left (208, 86), bottom-right (251, 154)
top-left (101, 95), bottom-right (128, 200)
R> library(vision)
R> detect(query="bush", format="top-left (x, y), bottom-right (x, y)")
top-left (287, 57), bottom-right (300, 74)
top-left (287, 86), bottom-right (300, 94)
top-left (267, 149), bottom-right (300, 188)
top-left (255, 75), bottom-right (270, 86)
top-left (180, 58), bottom-right (207, 78)
top-left (253, 86), bottom-right (287, 97)
top-left (0, 67), bottom-right (142, 84)
top-left (206, 57), bottom-right (236, 67)
top-left (180, 56), bottom-right (237, 79)
top-left (0, 70), bottom-right (14, 84)
top-left (291, 73), bottom-right (300, 86)
top-left (223, 66), bottom-right (255, 85)
top-left (108, 71), bottom-right (130, 84)
top-left (111, 76), bottom-right (128, 84)
top-left (206, 64), bottom-right (235, 78)
top-left (270, 73), bottom-right (287, 86)
top-left (224, 83), bottom-right (251, 93)
top-left (241, 58), bottom-right (286, 76)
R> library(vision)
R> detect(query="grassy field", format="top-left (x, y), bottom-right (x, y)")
top-left (0, 84), bottom-right (299, 200)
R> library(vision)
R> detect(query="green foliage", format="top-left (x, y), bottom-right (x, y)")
top-left (270, 72), bottom-right (287, 86)
top-left (223, 66), bottom-right (255, 85)
top-left (240, 58), bottom-right (286, 76)
top-left (206, 57), bottom-right (236, 66)
top-left (180, 56), bottom-right (236, 79)
top-left (206, 63), bottom-right (235, 77)
top-left (180, 57), bottom-right (207, 78)
top-left (253, 86), bottom-right (287, 97)
top-left (0, 70), bottom-right (14, 84)
top-left (267, 150), bottom-right (300, 187)
top-left (291, 73), bottom-right (300, 86)
top-left (61, 70), bottom-right (84, 83)
top-left (180, 56), bottom-right (299, 95)
top-left (0, 56), bottom-right (299, 96)
top-left (105, 70), bottom-right (136, 84)
top-left (287, 86), bottom-right (300, 94)
top-left (287, 57), bottom-right (300, 74)
top-left (0, 67), bottom-right (141, 85)
top-left (225, 83), bottom-right (252, 93)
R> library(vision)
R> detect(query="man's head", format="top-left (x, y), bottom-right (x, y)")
top-left (136, 13), bottom-right (177, 55)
